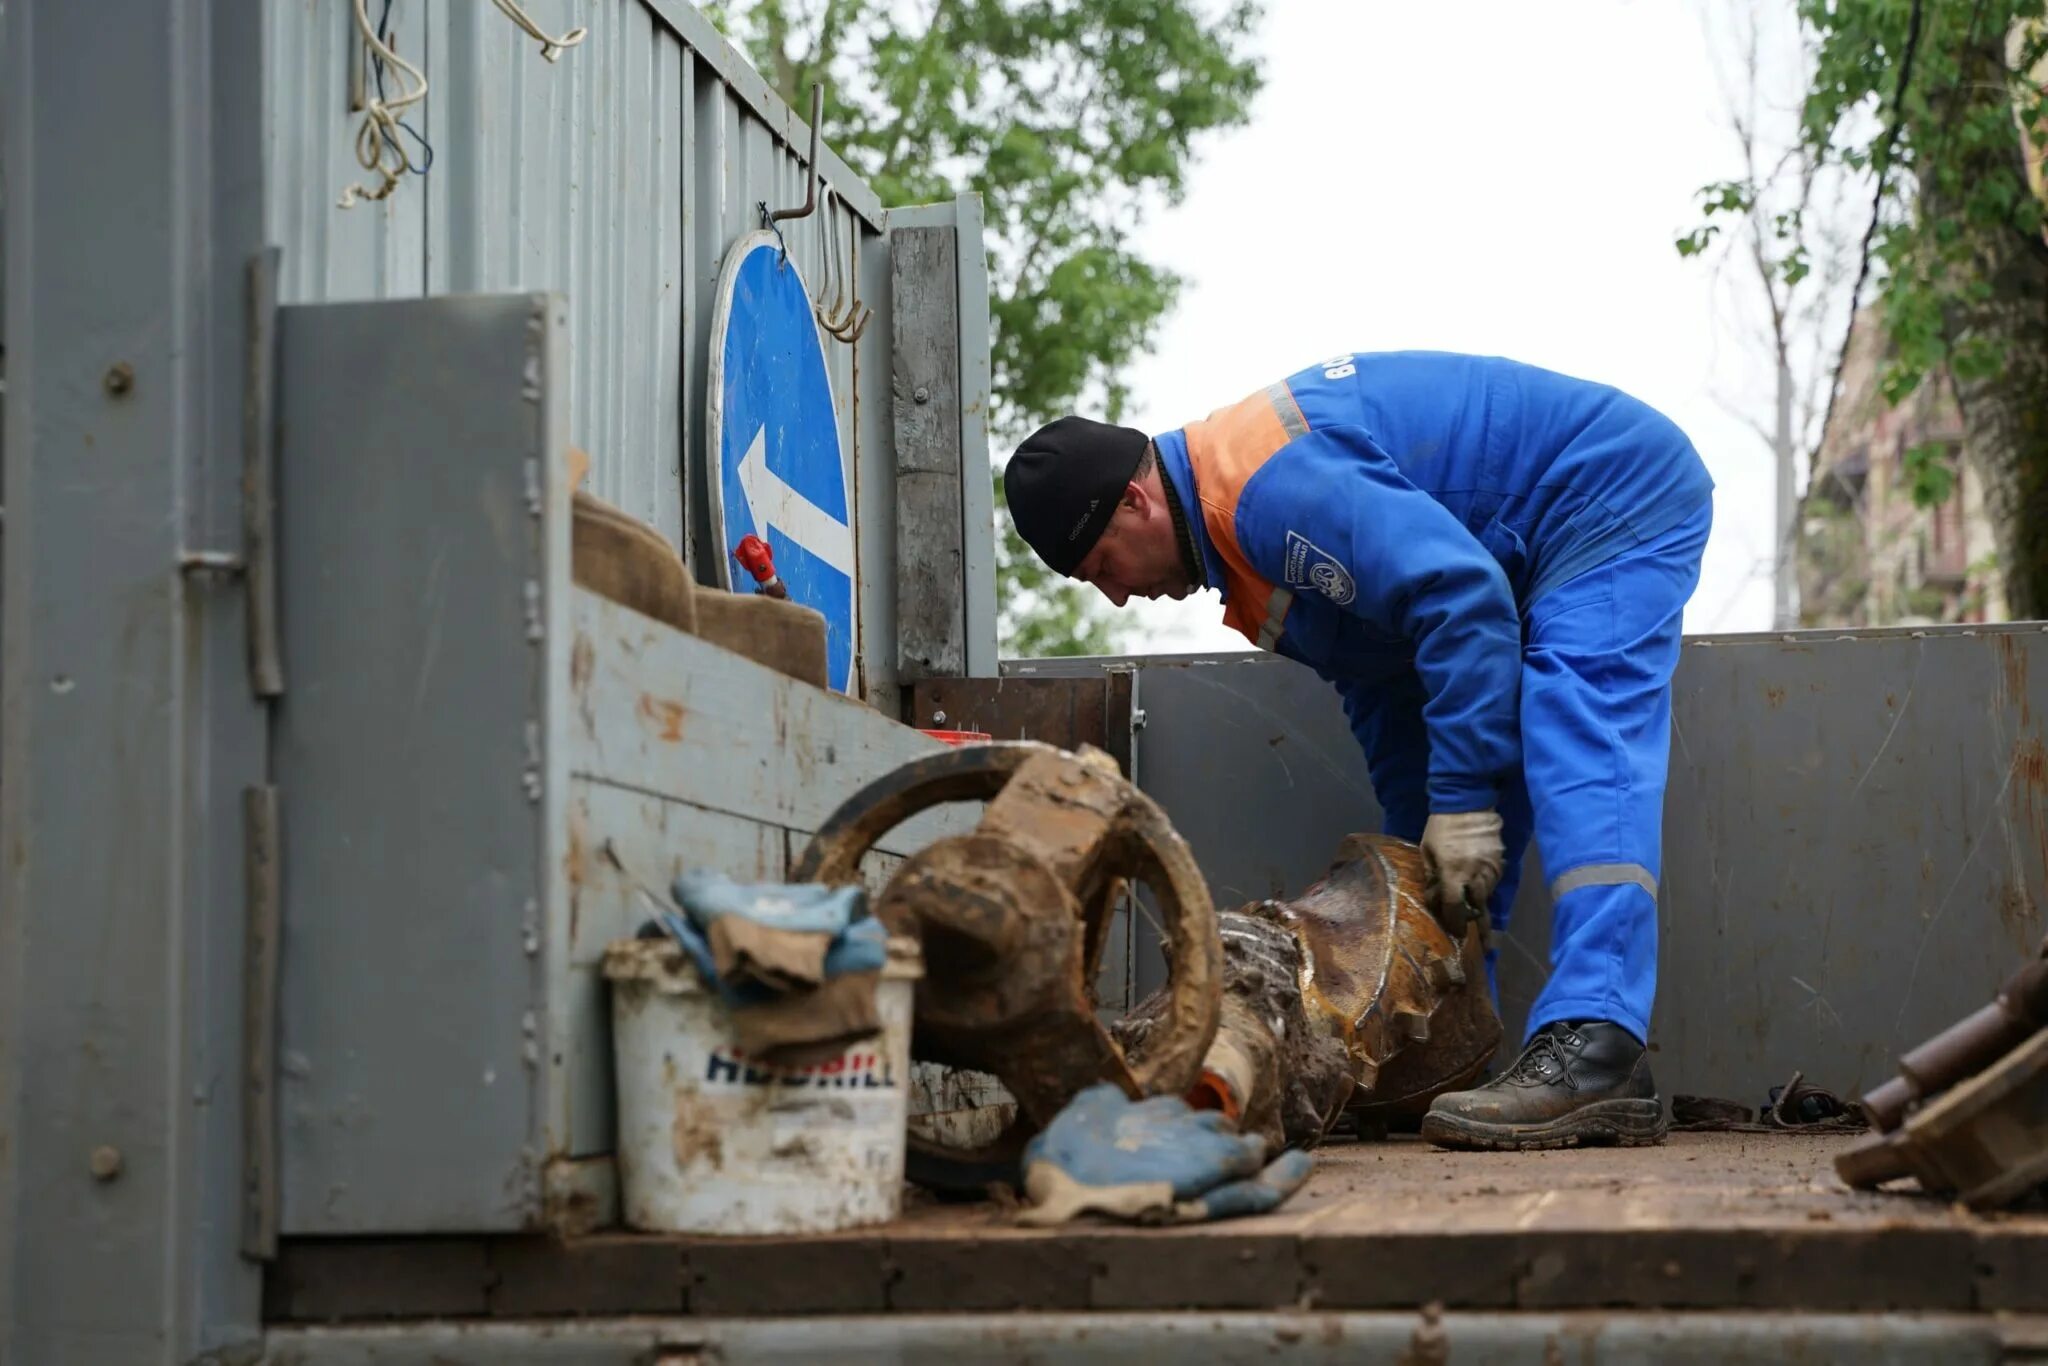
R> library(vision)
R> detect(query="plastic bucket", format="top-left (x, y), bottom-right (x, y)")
top-left (602, 934), bottom-right (923, 1235)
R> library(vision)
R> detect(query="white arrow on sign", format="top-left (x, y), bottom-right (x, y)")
top-left (737, 425), bottom-right (855, 576)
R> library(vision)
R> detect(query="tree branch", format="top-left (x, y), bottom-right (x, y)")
top-left (1818, 0), bottom-right (1926, 452)
top-left (1713, 386), bottom-right (1781, 449)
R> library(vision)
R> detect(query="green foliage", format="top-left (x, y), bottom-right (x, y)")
top-left (709, 0), bottom-right (1265, 656)
top-left (1904, 439), bottom-right (1960, 504)
top-left (1795, 0), bottom-right (2045, 509)
top-left (992, 475), bottom-right (1124, 658)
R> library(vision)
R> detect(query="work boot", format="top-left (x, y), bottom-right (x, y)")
top-left (1419, 1020), bottom-right (1668, 1151)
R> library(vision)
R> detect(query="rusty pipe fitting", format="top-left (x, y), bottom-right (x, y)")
top-left (1863, 954), bottom-right (2048, 1132)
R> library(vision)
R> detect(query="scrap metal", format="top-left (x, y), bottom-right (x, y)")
top-left (1117, 832), bottom-right (1501, 1150)
top-left (1837, 936), bottom-right (2048, 1209)
top-left (792, 740), bottom-right (1221, 1177)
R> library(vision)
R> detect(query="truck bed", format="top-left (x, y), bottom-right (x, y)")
top-left (266, 1131), bottom-right (2046, 1323)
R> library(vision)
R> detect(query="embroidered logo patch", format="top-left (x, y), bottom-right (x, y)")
top-left (1284, 531), bottom-right (1356, 606)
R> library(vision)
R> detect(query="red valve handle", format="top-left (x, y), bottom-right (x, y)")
top-left (733, 534), bottom-right (788, 599)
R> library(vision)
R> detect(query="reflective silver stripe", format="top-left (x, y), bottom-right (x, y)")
top-left (1549, 863), bottom-right (1659, 903)
top-left (1265, 382), bottom-right (1309, 440)
top-left (1257, 588), bottom-right (1292, 650)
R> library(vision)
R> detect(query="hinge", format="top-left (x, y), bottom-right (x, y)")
top-left (241, 784), bottom-right (281, 1260)
top-left (244, 247), bottom-right (285, 698)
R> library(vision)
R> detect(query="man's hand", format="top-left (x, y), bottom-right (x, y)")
top-left (1421, 810), bottom-right (1504, 934)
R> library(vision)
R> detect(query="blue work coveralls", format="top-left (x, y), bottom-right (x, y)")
top-left (1153, 351), bottom-right (1714, 1042)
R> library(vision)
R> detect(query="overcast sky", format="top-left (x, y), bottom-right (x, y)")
top-left (1105, 0), bottom-right (1821, 653)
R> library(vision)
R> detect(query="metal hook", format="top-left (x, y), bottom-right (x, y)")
top-left (824, 206), bottom-right (873, 343)
top-left (814, 186), bottom-right (847, 329)
top-left (823, 195), bottom-right (860, 336)
top-left (768, 82), bottom-right (823, 229)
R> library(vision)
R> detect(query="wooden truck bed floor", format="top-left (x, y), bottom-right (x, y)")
top-left (267, 1132), bottom-right (2048, 1322)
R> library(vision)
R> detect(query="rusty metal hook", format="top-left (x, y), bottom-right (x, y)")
top-left (814, 186), bottom-right (849, 331)
top-left (768, 82), bottom-right (824, 230)
top-left (822, 203), bottom-right (873, 344)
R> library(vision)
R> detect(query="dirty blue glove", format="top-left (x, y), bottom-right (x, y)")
top-left (1015, 1083), bottom-right (1314, 1226)
top-left (671, 869), bottom-right (869, 991)
top-left (648, 882), bottom-right (892, 1070)
top-left (647, 907), bottom-right (886, 1004)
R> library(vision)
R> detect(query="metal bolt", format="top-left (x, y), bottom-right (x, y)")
top-left (89, 1145), bottom-right (123, 1181)
top-left (103, 363), bottom-right (134, 397)
top-left (931, 710), bottom-right (947, 725)
top-left (913, 385), bottom-right (930, 405)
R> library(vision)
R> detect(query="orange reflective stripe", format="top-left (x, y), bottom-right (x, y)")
top-left (1183, 383), bottom-right (1306, 650)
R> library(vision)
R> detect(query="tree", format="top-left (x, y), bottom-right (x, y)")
top-left (1677, 1), bottom-right (1858, 630)
top-left (707, 0), bottom-right (1266, 654)
top-left (1692, 0), bottom-right (2048, 617)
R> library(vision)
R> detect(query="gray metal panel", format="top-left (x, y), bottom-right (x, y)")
top-left (274, 293), bottom-right (564, 1234)
top-left (270, 2), bottom-right (878, 686)
top-left (265, 0), bottom-right (429, 303)
top-left (2, 0), bottom-right (271, 1359)
top-left (854, 195), bottom-right (900, 712)
top-left (1017, 626), bottom-right (2048, 1105)
top-left (953, 193), bottom-right (999, 679)
top-left (1654, 628), bottom-right (2048, 1105)
top-left (426, 0), bottom-right (685, 543)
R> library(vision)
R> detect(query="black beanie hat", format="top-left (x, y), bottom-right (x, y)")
top-left (1003, 416), bottom-right (1151, 576)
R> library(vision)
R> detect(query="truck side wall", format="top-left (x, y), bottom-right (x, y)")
top-left (1015, 626), bottom-right (2048, 1106)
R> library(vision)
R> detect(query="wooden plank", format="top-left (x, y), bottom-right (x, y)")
top-left (272, 1133), bottom-right (2048, 1317)
top-left (890, 225), bottom-right (967, 683)
top-left (488, 1237), bottom-right (684, 1317)
top-left (689, 1238), bottom-right (891, 1315)
top-left (567, 589), bottom-right (972, 855)
top-left (888, 1235), bottom-right (1094, 1312)
top-left (266, 1240), bottom-right (492, 1322)
top-left (1089, 1233), bottom-right (1303, 1310)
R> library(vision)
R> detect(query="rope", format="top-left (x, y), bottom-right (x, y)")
top-left (338, 0), bottom-right (428, 208)
top-left (489, 0), bottom-right (589, 63)
top-left (338, 0), bottom-right (586, 209)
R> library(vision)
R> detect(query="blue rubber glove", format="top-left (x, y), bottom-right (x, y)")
top-left (671, 869), bottom-right (868, 991)
top-left (1016, 1083), bottom-right (1315, 1226)
top-left (648, 882), bottom-right (892, 1070)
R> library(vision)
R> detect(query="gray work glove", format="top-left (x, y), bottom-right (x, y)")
top-left (1421, 810), bottom-right (1503, 936)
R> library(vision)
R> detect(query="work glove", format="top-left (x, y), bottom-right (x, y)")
top-left (1015, 1083), bottom-right (1315, 1227)
top-left (653, 872), bottom-right (890, 1069)
top-left (672, 868), bottom-right (867, 992)
top-left (1421, 809), bottom-right (1503, 937)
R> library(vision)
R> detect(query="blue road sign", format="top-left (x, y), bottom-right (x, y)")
top-left (707, 230), bottom-right (856, 694)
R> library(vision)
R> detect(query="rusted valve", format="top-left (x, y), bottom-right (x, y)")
top-left (792, 741), bottom-right (1221, 1141)
top-left (1117, 832), bottom-right (1501, 1152)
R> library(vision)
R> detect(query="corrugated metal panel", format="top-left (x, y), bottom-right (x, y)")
top-left (263, 0), bottom-right (883, 674)
top-left (265, 0), bottom-right (429, 302)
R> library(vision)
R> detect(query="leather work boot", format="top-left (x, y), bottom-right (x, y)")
top-left (1419, 1021), bottom-right (1668, 1151)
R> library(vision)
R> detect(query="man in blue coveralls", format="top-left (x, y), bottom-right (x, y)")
top-left (1003, 351), bottom-right (1713, 1151)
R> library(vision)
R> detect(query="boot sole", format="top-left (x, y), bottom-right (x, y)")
top-left (1419, 1098), bottom-right (1669, 1152)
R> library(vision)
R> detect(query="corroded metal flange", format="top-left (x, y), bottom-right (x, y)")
top-left (793, 741), bottom-right (1221, 1138)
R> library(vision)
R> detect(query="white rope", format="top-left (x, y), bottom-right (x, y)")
top-left (338, 0), bottom-right (428, 209)
top-left (489, 0), bottom-right (589, 63)
top-left (338, 0), bottom-right (587, 209)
